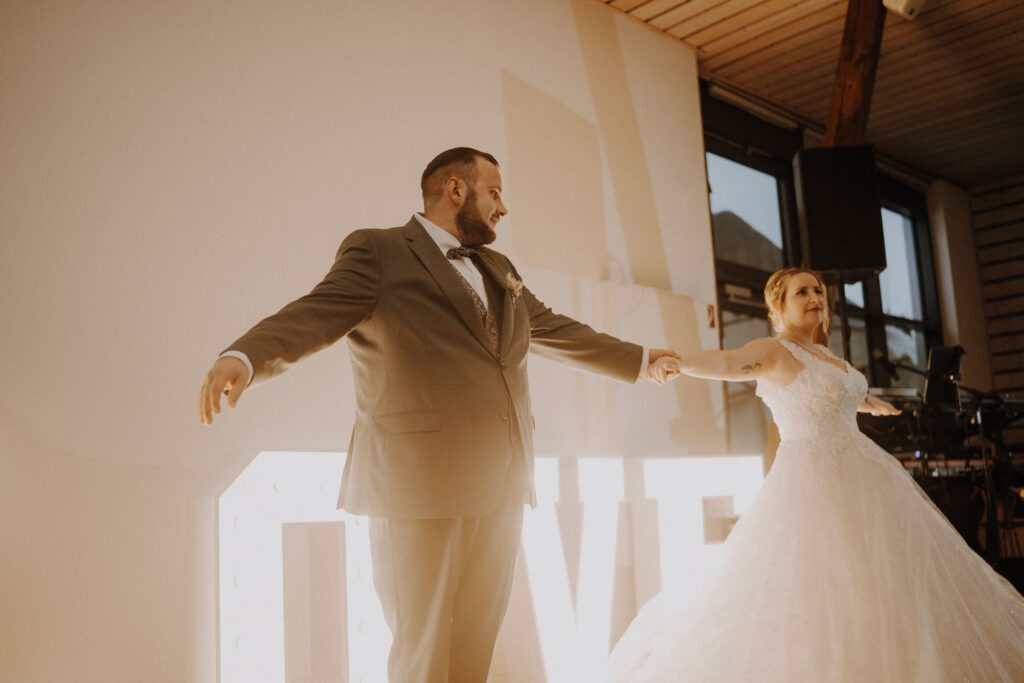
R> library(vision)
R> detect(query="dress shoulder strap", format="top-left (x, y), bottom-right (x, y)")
top-left (774, 337), bottom-right (814, 364)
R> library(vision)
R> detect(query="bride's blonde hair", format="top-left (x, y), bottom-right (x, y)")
top-left (764, 267), bottom-right (831, 346)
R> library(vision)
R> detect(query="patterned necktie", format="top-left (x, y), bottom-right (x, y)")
top-left (446, 248), bottom-right (499, 355)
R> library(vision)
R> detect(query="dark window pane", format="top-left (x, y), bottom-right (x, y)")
top-left (885, 324), bottom-right (927, 393)
top-left (828, 316), bottom-right (870, 379)
top-left (879, 207), bottom-right (923, 320)
top-left (843, 283), bottom-right (864, 308)
top-left (707, 153), bottom-right (784, 272)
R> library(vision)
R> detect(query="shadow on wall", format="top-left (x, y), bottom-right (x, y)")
top-left (0, 401), bottom-right (206, 682)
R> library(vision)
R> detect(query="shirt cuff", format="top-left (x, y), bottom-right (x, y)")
top-left (219, 350), bottom-right (254, 386)
top-left (636, 347), bottom-right (650, 383)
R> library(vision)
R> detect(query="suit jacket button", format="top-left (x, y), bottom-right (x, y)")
top-left (499, 362), bottom-right (507, 370)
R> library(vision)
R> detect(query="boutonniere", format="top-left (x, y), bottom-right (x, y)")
top-left (506, 272), bottom-right (523, 309)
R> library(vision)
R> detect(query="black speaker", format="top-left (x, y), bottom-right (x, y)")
top-left (924, 345), bottom-right (964, 409)
top-left (793, 145), bottom-right (886, 283)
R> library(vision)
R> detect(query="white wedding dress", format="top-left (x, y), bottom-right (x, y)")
top-left (609, 339), bottom-right (1024, 682)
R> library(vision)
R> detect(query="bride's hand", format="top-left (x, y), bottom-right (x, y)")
top-left (865, 395), bottom-right (901, 416)
top-left (648, 356), bottom-right (682, 385)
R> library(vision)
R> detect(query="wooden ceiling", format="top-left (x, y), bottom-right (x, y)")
top-left (602, 0), bottom-right (1024, 190)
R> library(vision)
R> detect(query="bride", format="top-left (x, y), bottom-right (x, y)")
top-left (610, 267), bottom-right (1024, 681)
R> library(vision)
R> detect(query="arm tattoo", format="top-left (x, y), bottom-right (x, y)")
top-left (740, 362), bottom-right (762, 375)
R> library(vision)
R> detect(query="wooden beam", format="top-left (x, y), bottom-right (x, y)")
top-left (824, 0), bottom-right (888, 146)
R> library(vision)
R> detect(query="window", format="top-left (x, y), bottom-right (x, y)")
top-left (706, 153), bottom-right (784, 274)
top-left (702, 88), bottom-right (803, 452)
top-left (701, 82), bottom-right (941, 448)
top-left (830, 178), bottom-right (941, 391)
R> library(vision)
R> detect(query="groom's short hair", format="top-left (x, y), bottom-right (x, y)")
top-left (421, 147), bottom-right (499, 206)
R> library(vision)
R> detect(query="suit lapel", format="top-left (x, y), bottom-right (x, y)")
top-left (476, 250), bottom-right (516, 358)
top-left (403, 218), bottom-right (496, 356)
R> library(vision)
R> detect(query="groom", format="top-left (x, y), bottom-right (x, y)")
top-left (198, 147), bottom-right (676, 682)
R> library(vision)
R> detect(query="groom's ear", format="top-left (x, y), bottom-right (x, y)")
top-left (445, 177), bottom-right (467, 206)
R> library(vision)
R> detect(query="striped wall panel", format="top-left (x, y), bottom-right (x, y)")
top-left (973, 177), bottom-right (1024, 447)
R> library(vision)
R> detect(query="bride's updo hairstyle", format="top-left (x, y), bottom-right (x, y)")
top-left (764, 267), bottom-right (831, 346)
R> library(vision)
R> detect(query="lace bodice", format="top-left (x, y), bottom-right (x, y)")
top-left (756, 338), bottom-right (868, 441)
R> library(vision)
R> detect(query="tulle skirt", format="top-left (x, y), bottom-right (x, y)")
top-left (609, 431), bottom-right (1024, 682)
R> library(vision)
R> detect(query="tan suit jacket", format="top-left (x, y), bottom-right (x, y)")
top-left (227, 217), bottom-right (642, 518)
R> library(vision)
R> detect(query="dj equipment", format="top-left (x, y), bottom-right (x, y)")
top-left (860, 346), bottom-right (1024, 568)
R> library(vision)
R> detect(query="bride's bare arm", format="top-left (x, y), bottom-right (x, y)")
top-left (650, 338), bottom-right (783, 383)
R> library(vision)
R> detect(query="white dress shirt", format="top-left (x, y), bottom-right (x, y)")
top-left (414, 214), bottom-right (489, 307)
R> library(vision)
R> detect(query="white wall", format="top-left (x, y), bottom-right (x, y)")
top-left (0, 0), bottom-right (715, 679)
top-left (927, 179), bottom-right (992, 390)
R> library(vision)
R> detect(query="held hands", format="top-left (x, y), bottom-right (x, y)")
top-left (647, 349), bottom-right (683, 385)
top-left (197, 356), bottom-right (251, 425)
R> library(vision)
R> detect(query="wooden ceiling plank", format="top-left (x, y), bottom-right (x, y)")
top-left (777, 17), bottom-right (1024, 112)
top-left (694, 0), bottom-right (843, 55)
top-left (978, 248), bottom-right (1024, 274)
top-left (989, 331), bottom-right (1024, 353)
top-left (767, 61), bottom-right (845, 105)
top-left (985, 296), bottom-right (1024, 319)
top-left (893, 144), bottom-right (1015, 188)
top-left (677, 0), bottom-right (829, 50)
top-left (975, 205), bottom-right (1024, 231)
top-left (974, 186), bottom-right (1024, 213)
top-left (873, 0), bottom-right (1010, 44)
top-left (869, 94), bottom-right (1024, 138)
top-left (874, 28), bottom-right (1024, 92)
top-left (879, 4), bottom-right (1024, 55)
top-left (967, 169), bottom-right (1024, 191)
top-left (869, 55), bottom-right (1024, 121)
top-left (982, 260), bottom-right (1024, 283)
top-left (975, 222), bottom-right (1024, 248)
top-left (879, 3), bottom-right (1023, 61)
top-left (872, 48), bottom-right (1024, 108)
top-left (727, 46), bottom-right (841, 98)
top-left (608, 0), bottom-right (656, 12)
top-left (872, 138), bottom-right (1023, 174)
top-left (759, 3), bottom-right (1024, 103)
top-left (628, 0), bottom-right (687, 22)
top-left (663, 0), bottom-right (765, 40)
top-left (706, 6), bottom-right (847, 75)
top-left (876, 143), bottom-right (1024, 182)
top-left (712, 0), bottom-right (1006, 80)
top-left (648, 0), bottom-right (731, 31)
top-left (886, 149), bottom-right (1024, 185)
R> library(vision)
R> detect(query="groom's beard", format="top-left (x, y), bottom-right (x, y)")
top-left (456, 187), bottom-right (496, 247)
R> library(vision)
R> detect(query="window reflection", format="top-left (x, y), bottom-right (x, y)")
top-left (885, 324), bottom-right (927, 392)
top-left (828, 316), bottom-right (869, 376)
top-left (879, 208), bottom-right (923, 320)
top-left (707, 153), bottom-right (784, 273)
top-left (843, 283), bottom-right (864, 309)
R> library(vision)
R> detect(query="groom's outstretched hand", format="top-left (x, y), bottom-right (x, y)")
top-left (197, 356), bottom-right (251, 425)
top-left (647, 348), bottom-right (682, 385)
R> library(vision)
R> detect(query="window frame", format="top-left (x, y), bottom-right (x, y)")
top-left (701, 82), bottom-right (942, 388)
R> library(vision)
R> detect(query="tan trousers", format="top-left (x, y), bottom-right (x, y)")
top-left (369, 474), bottom-right (524, 683)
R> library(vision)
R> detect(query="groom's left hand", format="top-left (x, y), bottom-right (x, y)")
top-left (646, 348), bottom-right (681, 384)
